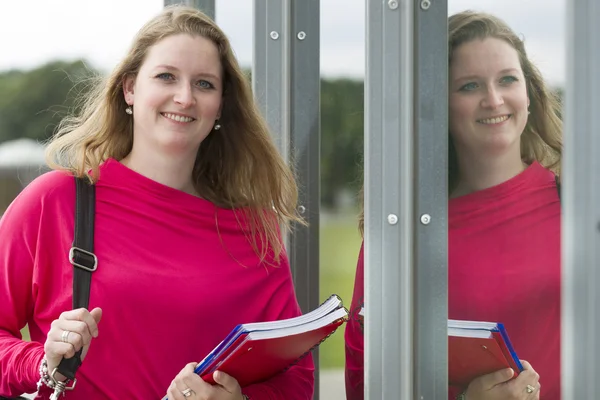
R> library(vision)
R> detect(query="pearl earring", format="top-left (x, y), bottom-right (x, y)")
top-left (214, 122), bottom-right (221, 131)
top-left (125, 106), bottom-right (133, 115)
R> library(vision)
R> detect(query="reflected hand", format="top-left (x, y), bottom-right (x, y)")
top-left (464, 360), bottom-right (540, 400)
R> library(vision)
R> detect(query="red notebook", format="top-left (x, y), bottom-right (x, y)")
top-left (448, 319), bottom-right (523, 387)
top-left (195, 295), bottom-right (347, 387)
top-left (202, 318), bottom-right (345, 386)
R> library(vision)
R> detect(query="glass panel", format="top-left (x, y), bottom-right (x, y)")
top-left (319, 1), bottom-right (365, 399)
top-left (447, 1), bottom-right (565, 399)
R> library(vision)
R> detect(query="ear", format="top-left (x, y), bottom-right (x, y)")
top-left (122, 74), bottom-right (136, 105)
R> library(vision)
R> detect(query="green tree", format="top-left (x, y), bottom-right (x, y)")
top-left (0, 60), bottom-right (97, 144)
top-left (320, 78), bottom-right (364, 209)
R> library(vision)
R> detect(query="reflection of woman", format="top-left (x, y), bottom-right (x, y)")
top-left (0, 6), bottom-right (313, 400)
top-left (345, 11), bottom-right (561, 400)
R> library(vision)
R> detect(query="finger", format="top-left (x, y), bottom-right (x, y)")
top-left (50, 321), bottom-right (93, 351)
top-left (520, 360), bottom-right (535, 372)
top-left (59, 308), bottom-right (101, 338)
top-left (167, 380), bottom-right (185, 400)
top-left (213, 371), bottom-right (240, 392)
top-left (477, 368), bottom-right (514, 389)
top-left (44, 341), bottom-right (78, 360)
top-left (90, 307), bottom-right (103, 326)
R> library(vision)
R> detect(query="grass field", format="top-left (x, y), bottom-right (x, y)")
top-left (19, 215), bottom-right (362, 370)
top-left (318, 215), bottom-right (362, 370)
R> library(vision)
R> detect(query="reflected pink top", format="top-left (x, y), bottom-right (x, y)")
top-left (345, 162), bottom-right (561, 400)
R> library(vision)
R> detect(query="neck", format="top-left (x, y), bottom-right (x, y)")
top-left (120, 148), bottom-right (200, 197)
top-left (451, 150), bottom-right (527, 198)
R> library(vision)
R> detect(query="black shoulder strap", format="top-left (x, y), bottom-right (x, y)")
top-left (56, 177), bottom-right (97, 381)
top-left (555, 174), bottom-right (561, 202)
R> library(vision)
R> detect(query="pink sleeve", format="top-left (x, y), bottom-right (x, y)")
top-left (240, 245), bottom-right (315, 399)
top-left (0, 180), bottom-right (47, 396)
top-left (345, 242), bottom-right (365, 400)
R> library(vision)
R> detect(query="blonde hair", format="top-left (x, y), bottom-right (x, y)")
top-left (45, 5), bottom-right (303, 263)
top-left (448, 10), bottom-right (562, 192)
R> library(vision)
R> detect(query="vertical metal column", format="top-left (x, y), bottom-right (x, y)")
top-left (253, 0), bottom-right (321, 397)
top-left (414, 0), bottom-right (449, 398)
top-left (164, 0), bottom-right (215, 20)
top-left (563, 0), bottom-right (600, 398)
top-left (365, 0), bottom-right (448, 398)
top-left (253, 0), bottom-right (320, 317)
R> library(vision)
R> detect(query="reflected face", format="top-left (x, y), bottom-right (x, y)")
top-left (449, 38), bottom-right (529, 158)
top-left (123, 33), bottom-right (223, 156)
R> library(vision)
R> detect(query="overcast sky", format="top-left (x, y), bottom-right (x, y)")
top-left (0, 0), bottom-right (566, 86)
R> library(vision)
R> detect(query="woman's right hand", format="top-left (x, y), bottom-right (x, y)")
top-left (464, 360), bottom-right (540, 400)
top-left (43, 307), bottom-right (103, 381)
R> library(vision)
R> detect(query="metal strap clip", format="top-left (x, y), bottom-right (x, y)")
top-left (68, 247), bottom-right (98, 272)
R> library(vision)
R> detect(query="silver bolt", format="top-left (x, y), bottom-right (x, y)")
top-left (387, 214), bottom-right (398, 225)
top-left (388, 0), bottom-right (399, 10)
top-left (297, 31), bottom-right (306, 40)
top-left (298, 205), bottom-right (306, 214)
top-left (270, 31), bottom-right (279, 40)
top-left (421, 0), bottom-right (431, 10)
top-left (420, 214), bottom-right (431, 225)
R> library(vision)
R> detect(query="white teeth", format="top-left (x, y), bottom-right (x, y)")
top-left (479, 115), bottom-right (509, 124)
top-left (162, 113), bottom-right (194, 122)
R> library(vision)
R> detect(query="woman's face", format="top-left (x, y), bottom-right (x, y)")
top-left (449, 38), bottom-right (529, 160)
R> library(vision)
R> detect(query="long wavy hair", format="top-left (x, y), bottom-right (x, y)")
top-left (45, 5), bottom-right (303, 263)
top-left (448, 10), bottom-right (562, 193)
top-left (358, 11), bottom-right (563, 233)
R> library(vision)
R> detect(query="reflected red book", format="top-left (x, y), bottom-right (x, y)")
top-left (448, 320), bottom-right (523, 388)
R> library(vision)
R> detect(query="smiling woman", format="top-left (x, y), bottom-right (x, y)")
top-left (446, 10), bottom-right (562, 400)
top-left (0, 5), bottom-right (314, 400)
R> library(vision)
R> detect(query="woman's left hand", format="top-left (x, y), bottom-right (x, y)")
top-left (166, 362), bottom-right (244, 400)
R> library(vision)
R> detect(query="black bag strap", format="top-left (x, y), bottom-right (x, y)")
top-left (55, 177), bottom-right (97, 381)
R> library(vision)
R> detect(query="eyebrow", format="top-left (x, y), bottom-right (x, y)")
top-left (154, 64), bottom-right (221, 82)
top-left (453, 68), bottom-right (521, 84)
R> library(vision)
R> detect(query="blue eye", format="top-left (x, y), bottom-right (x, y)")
top-left (156, 72), bottom-right (174, 80)
top-left (459, 82), bottom-right (478, 91)
top-left (196, 80), bottom-right (214, 89)
top-left (500, 75), bottom-right (518, 84)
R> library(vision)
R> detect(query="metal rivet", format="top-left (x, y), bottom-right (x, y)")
top-left (388, 0), bottom-right (399, 9)
top-left (421, 0), bottom-right (431, 10)
top-left (270, 31), bottom-right (279, 40)
top-left (297, 31), bottom-right (306, 40)
top-left (387, 214), bottom-right (398, 225)
top-left (298, 205), bottom-right (306, 214)
top-left (420, 214), bottom-right (431, 225)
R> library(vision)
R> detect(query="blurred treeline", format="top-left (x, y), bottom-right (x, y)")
top-left (0, 60), bottom-right (363, 210)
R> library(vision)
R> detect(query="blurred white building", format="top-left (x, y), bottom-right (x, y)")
top-left (0, 138), bottom-right (48, 213)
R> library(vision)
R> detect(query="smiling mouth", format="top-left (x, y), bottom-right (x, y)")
top-left (477, 115), bottom-right (510, 125)
top-left (161, 112), bottom-right (196, 123)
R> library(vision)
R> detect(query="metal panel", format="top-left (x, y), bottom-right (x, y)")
top-left (253, 0), bottom-right (321, 396)
top-left (164, 0), bottom-right (215, 20)
top-left (414, 0), bottom-right (449, 398)
top-left (365, 0), bottom-right (448, 398)
top-left (253, 0), bottom-right (320, 315)
top-left (563, 0), bottom-right (600, 398)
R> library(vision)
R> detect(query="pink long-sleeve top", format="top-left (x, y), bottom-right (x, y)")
top-left (0, 158), bottom-right (314, 399)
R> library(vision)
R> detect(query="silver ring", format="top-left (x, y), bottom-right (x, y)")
top-left (61, 330), bottom-right (71, 343)
top-left (181, 388), bottom-right (193, 398)
top-left (526, 384), bottom-right (535, 394)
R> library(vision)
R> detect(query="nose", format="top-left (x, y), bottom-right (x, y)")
top-left (173, 84), bottom-right (195, 108)
top-left (481, 86), bottom-right (504, 109)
